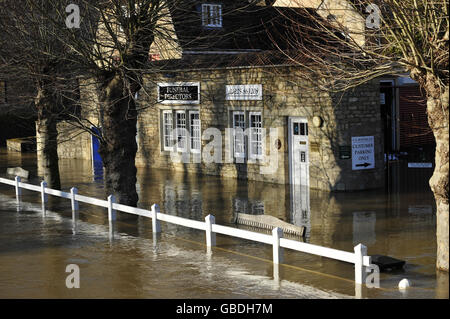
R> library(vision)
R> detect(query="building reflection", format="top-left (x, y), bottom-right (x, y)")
top-left (289, 182), bottom-right (311, 237)
top-left (352, 211), bottom-right (376, 246)
top-left (0, 152), bottom-right (445, 298)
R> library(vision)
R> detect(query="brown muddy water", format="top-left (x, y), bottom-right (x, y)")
top-left (0, 149), bottom-right (448, 299)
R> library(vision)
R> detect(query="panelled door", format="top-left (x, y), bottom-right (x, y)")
top-left (288, 117), bottom-right (310, 231)
top-left (289, 117), bottom-right (309, 187)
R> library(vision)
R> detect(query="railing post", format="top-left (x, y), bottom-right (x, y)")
top-left (69, 187), bottom-right (79, 235)
top-left (272, 227), bottom-right (283, 264)
top-left (151, 204), bottom-right (161, 233)
top-left (272, 262), bottom-right (282, 291)
top-left (70, 187), bottom-right (79, 213)
top-left (15, 176), bottom-right (22, 203)
top-left (40, 181), bottom-right (48, 212)
top-left (354, 243), bottom-right (367, 285)
top-left (108, 195), bottom-right (116, 221)
top-left (205, 214), bottom-right (216, 247)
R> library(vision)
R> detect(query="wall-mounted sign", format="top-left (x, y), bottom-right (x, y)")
top-left (352, 136), bottom-right (375, 170)
top-left (408, 162), bottom-right (432, 168)
top-left (225, 84), bottom-right (262, 101)
top-left (158, 82), bottom-right (200, 104)
top-left (339, 145), bottom-right (351, 159)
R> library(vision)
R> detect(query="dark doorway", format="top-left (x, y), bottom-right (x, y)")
top-left (380, 80), bottom-right (396, 154)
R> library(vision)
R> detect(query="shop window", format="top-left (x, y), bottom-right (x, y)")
top-left (249, 112), bottom-right (263, 159)
top-left (189, 111), bottom-right (201, 153)
top-left (232, 111), bottom-right (246, 158)
top-left (162, 110), bottom-right (174, 151)
top-left (161, 109), bottom-right (200, 153)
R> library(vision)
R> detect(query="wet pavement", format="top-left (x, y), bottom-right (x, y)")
top-left (0, 149), bottom-right (448, 298)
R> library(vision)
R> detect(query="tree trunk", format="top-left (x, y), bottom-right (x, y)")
top-left (98, 73), bottom-right (139, 210)
top-left (425, 77), bottom-right (449, 272)
top-left (36, 87), bottom-right (61, 190)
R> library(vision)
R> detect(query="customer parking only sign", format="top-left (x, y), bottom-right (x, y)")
top-left (352, 136), bottom-right (375, 170)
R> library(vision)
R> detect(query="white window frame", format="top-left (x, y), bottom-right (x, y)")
top-left (175, 110), bottom-right (187, 152)
top-left (162, 110), bottom-right (174, 151)
top-left (201, 4), bottom-right (222, 28)
top-left (189, 111), bottom-right (201, 154)
top-left (232, 111), bottom-right (246, 159)
top-left (249, 112), bottom-right (263, 160)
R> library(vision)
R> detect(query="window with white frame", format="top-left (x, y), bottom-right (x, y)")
top-left (249, 112), bottom-right (263, 159)
top-left (162, 110), bottom-right (174, 151)
top-left (232, 111), bottom-right (246, 158)
top-left (189, 111), bottom-right (201, 153)
top-left (175, 111), bottom-right (187, 152)
top-left (202, 4), bottom-right (222, 27)
top-left (162, 110), bottom-right (200, 153)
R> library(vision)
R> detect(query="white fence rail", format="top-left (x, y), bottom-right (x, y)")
top-left (0, 176), bottom-right (373, 286)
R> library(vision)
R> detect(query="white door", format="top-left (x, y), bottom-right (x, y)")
top-left (289, 117), bottom-right (309, 187)
top-left (288, 117), bottom-right (310, 232)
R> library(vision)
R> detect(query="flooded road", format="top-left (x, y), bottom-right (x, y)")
top-left (0, 149), bottom-right (448, 298)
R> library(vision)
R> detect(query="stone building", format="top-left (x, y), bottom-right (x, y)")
top-left (55, 0), bottom-right (385, 192)
top-left (133, 62), bottom-right (384, 192)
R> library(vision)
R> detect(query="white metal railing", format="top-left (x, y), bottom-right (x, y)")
top-left (0, 176), bottom-right (373, 285)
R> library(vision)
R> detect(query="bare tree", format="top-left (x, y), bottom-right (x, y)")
top-left (0, 0), bottom-right (81, 189)
top-left (266, 0), bottom-right (448, 271)
top-left (23, 0), bottom-right (263, 211)
top-left (6, 0), bottom-right (181, 209)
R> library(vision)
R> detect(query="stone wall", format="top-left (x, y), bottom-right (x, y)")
top-left (135, 65), bottom-right (384, 191)
top-left (55, 65), bottom-right (384, 191)
top-left (49, 77), bottom-right (102, 161)
top-left (54, 122), bottom-right (92, 160)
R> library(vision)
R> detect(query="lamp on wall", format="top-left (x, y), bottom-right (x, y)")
top-left (312, 116), bottom-right (323, 127)
top-left (275, 139), bottom-right (282, 150)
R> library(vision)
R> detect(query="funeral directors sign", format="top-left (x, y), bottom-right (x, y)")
top-left (352, 136), bottom-right (375, 170)
top-left (158, 82), bottom-right (200, 104)
top-left (225, 84), bottom-right (262, 100)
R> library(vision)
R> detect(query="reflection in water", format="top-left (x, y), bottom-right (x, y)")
top-left (290, 183), bottom-right (311, 238)
top-left (72, 210), bottom-right (79, 235)
top-left (0, 149), bottom-right (448, 298)
top-left (92, 161), bottom-right (104, 182)
top-left (352, 211), bottom-right (376, 246)
top-left (233, 197), bottom-right (265, 216)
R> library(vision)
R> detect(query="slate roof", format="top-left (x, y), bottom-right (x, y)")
top-left (148, 1), bottom-right (344, 70)
top-left (168, 0), bottom-right (331, 52)
top-left (147, 50), bottom-right (314, 72)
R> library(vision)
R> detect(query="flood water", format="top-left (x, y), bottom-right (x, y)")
top-left (0, 149), bottom-right (448, 299)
